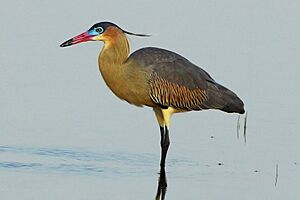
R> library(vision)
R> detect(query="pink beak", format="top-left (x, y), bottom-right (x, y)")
top-left (60, 32), bottom-right (93, 47)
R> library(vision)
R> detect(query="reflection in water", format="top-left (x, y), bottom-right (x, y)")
top-left (155, 167), bottom-right (167, 200)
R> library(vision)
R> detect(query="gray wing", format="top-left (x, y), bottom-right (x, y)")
top-left (128, 47), bottom-right (245, 113)
top-left (129, 47), bottom-right (214, 90)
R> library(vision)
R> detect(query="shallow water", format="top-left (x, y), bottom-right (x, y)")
top-left (1, 0), bottom-right (300, 199)
top-left (0, 146), bottom-right (155, 176)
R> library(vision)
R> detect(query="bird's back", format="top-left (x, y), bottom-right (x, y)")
top-left (129, 47), bottom-right (213, 89)
top-left (128, 47), bottom-right (245, 114)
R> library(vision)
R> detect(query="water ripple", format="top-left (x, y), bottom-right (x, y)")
top-left (0, 161), bottom-right (42, 169)
top-left (0, 145), bottom-right (198, 176)
top-left (0, 145), bottom-right (158, 176)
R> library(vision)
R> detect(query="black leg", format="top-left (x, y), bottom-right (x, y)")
top-left (160, 126), bottom-right (170, 167)
top-left (155, 166), bottom-right (167, 200)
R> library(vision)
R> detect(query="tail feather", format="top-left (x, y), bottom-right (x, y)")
top-left (204, 81), bottom-right (245, 114)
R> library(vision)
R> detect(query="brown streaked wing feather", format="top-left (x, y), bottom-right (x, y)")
top-left (128, 47), bottom-right (233, 111)
top-left (149, 72), bottom-right (208, 110)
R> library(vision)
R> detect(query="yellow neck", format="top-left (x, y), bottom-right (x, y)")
top-left (99, 33), bottom-right (130, 67)
top-left (97, 33), bottom-right (131, 101)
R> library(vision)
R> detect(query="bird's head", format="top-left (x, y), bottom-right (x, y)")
top-left (60, 21), bottom-right (149, 47)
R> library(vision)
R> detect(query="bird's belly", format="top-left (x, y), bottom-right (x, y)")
top-left (99, 60), bottom-right (156, 107)
top-left (103, 77), bottom-right (155, 107)
top-left (115, 86), bottom-right (155, 107)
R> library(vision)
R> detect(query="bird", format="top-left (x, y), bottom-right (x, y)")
top-left (60, 21), bottom-right (245, 168)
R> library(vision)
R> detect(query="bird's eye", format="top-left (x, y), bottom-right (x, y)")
top-left (95, 27), bottom-right (103, 33)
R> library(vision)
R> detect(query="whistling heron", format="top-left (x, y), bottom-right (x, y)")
top-left (60, 22), bottom-right (245, 167)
